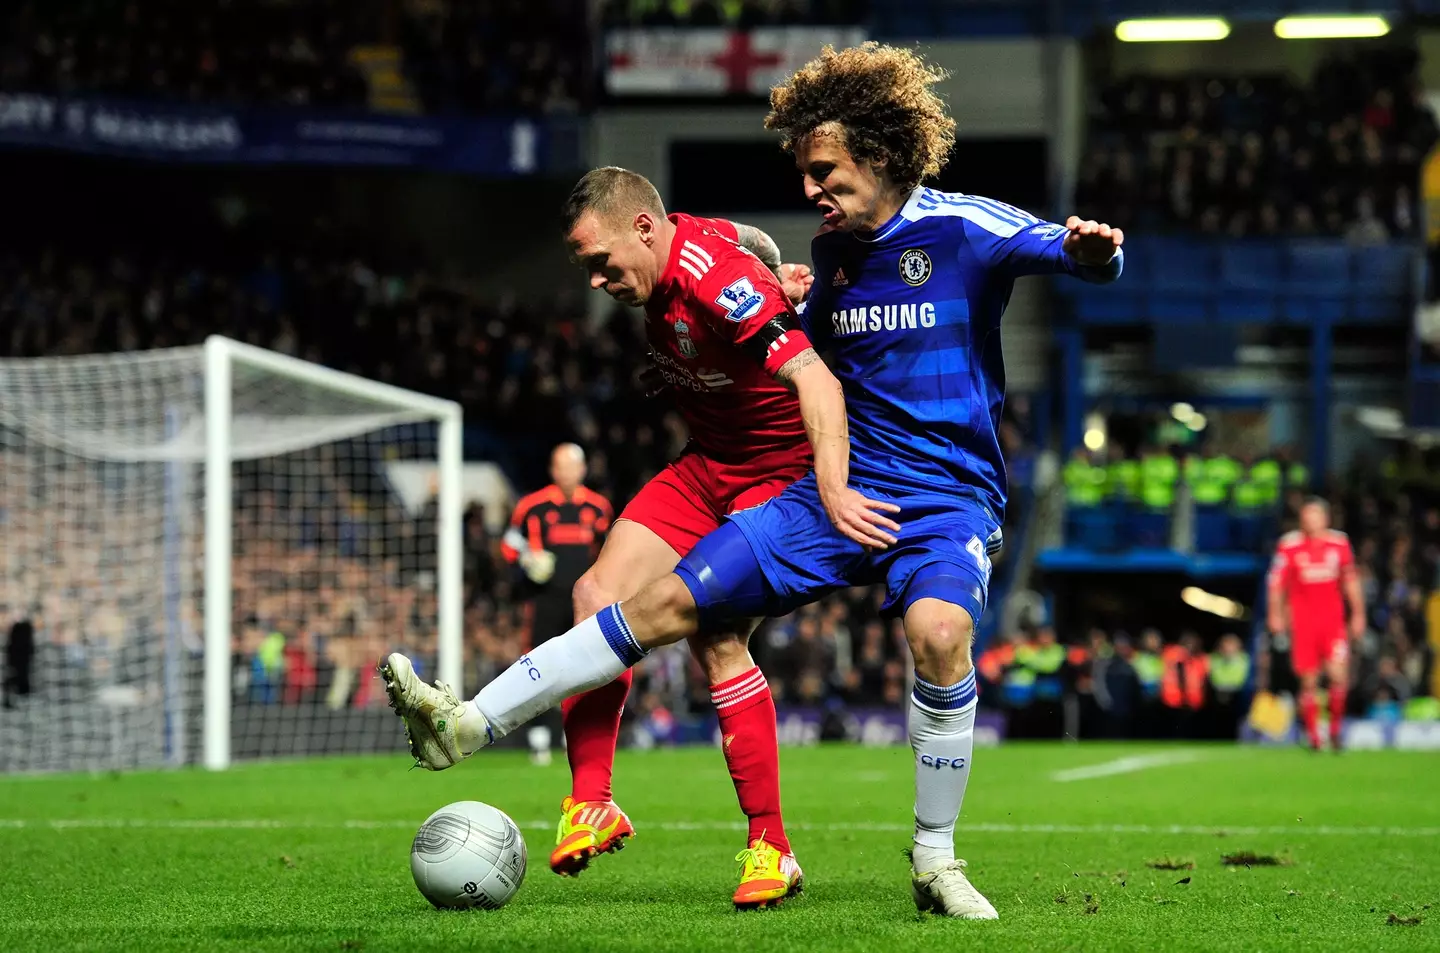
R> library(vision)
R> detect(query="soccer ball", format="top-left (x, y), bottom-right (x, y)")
top-left (410, 801), bottom-right (528, 910)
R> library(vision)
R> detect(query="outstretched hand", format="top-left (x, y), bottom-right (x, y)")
top-left (1062, 216), bottom-right (1124, 266)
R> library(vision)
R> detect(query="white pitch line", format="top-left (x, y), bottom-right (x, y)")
top-left (1051, 751), bottom-right (1208, 783)
top-left (0, 819), bottom-right (1437, 837)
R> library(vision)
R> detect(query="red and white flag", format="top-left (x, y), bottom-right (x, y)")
top-left (606, 27), bottom-right (867, 97)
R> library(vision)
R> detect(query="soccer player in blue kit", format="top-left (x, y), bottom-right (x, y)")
top-left (383, 43), bottom-right (1125, 918)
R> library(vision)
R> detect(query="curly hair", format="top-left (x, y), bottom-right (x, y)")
top-left (765, 43), bottom-right (956, 191)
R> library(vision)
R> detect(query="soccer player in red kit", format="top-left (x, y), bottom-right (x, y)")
top-left (1267, 497), bottom-right (1366, 750)
top-left (544, 167), bottom-right (891, 905)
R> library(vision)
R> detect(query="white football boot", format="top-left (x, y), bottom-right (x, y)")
top-left (912, 859), bottom-right (999, 920)
top-left (378, 653), bottom-right (476, 771)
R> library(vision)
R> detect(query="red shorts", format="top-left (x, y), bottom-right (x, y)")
top-left (618, 445), bottom-right (811, 556)
top-left (1290, 622), bottom-right (1348, 676)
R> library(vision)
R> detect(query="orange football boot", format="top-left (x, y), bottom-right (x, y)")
top-left (549, 796), bottom-right (636, 876)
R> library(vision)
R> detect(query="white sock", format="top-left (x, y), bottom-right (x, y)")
top-left (908, 670), bottom-right (978, 874)
top-left (460, 604), bottom-right (645, 752)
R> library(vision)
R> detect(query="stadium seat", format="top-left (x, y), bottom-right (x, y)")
top-left (1353, 244), bottom-right (1417, 295)
top-left (1069, 284), bottom-right (1144, 324)
top-left (1067, 506), bottom-right (1121, 552)
top-left (1219, 241), bottom-right (1282, 291)
top-left (1229, 513), bottom-right (1265, 552)
top-left (1215, 291), bottom-right (1277, 324)
top-left (1146, 292), bottom-right (1209, 323)
top-left (1194, 504), bottom-right (1232, 553)
top-left (1281, 294), bottom-right (1346, 325)
top-left (1350, 245), bottom-right (1417, 324)
top-left (1145, 238), bottom-right (1219, 295)
top-left (1284, 241), bottom-right (1351, 297)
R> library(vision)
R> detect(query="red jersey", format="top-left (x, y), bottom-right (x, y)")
top-left (1267, 529), bottom-right (1355, 628)
top-left (644, 213), bottom-right (812, 463)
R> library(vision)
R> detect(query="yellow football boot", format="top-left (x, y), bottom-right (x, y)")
top-left (732, 836), bottom-right (803, 909)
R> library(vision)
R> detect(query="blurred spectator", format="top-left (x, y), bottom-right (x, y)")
top-left (0, 0), bottom-right (370, 108)
top-left (601, 0), bottom-right (869, 27)
top-left (1078, 48), bottom-right (1438, 238)
top-left (0, 0), bottom-right (590, 116)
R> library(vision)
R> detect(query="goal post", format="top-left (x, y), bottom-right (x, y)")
top-left (0, 336), bottom-right (464, 773)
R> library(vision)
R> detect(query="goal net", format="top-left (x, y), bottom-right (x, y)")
top-left (0, 337), bottom-right (462, 772)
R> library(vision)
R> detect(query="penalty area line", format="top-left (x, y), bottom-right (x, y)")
top-left (0, 818), bottom-right (1437, 837)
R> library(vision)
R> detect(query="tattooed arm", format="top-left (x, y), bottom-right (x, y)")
top-left (727, 221), bottom-right (784, 276)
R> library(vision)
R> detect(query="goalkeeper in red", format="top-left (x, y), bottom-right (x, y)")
top-left (1266, 497), bottom-right (1365, 751)
top-left (384, 167), bottom-right (897, 908)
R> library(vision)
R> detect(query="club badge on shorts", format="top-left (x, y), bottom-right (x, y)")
top-left (899, 248), bottom-right (932, 287)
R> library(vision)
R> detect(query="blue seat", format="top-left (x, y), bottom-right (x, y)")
top-left (1129, 511), bottom-right (1171, 550)
top-left (1147, 292), bottom-right (1209, 322)
top-left (1352, 244), bottom-right (1417, 296)
top-left (1284, 241), bottom-right (1351, 296)
top-left (1070, 284), bottom-right (1143, 324)
top-left (1350, 293), bottom-right (1406, 323)
top-left (1145, 239), bottom-right (1219, 294)
top-left (1194, 504), bottom-right (1232, 553)
top-left (1230, 514), bottom-right (1265, 551)
top-left (1281, 295), bottom-right (1346, 325)
top-left (1067, 506), bottom-right (1121, 552)
top-left (1215, 291), bottom-right (1277, 324)
top-left (1220, 241), bottom-right (1282, 290)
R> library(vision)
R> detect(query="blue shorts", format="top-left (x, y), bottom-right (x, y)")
top-left (674, 472), bottom-right (1002, 630)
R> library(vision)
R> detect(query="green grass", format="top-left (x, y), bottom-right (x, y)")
top-left (1, 743), bottom-right (1437, 952)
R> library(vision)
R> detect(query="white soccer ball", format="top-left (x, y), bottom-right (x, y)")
top-left (410, 801), bottom-right (528, 910)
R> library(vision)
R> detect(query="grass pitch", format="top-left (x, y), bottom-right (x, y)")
top-left (1, 742), bottom-right (1436, 952)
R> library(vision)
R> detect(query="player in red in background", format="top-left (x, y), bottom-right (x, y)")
top-left (551, 167), bottom-right (895, 906)
top-left (1267, 497), bottom-right (1366, 751)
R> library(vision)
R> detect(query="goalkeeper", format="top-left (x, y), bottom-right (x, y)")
top-left (500, 443), bottom-right (614, 759)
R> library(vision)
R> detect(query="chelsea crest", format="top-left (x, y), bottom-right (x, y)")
top-left (899, 248), bottom-right (932, 287)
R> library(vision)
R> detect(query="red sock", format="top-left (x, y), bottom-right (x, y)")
top-left (1299, 689), bottom-right (1321, 746)
top-left (561, 669), bottom-right (633, 803)
top-left (1329, 686), bottom-right (1347, 742)
top-left (712, 667), bottom-right (789, 854)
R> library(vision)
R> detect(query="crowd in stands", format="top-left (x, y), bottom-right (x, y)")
top-left (1062, 438), bottom-right (1439, 726)
top-left (1076, 47), bottom-right (1439, 240)
top-left (1063, 443), bottom-right (1310, 552)
top-left (0, 0), bottom-right (590, 115)
top-left (0, 233), bottom-right (1048, 736)
top-left (599, 0), bottom-right (867, 27)
top-left (3, 233), bottom-right (1433, 739)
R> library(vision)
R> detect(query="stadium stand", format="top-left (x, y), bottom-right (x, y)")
top-left (0, 0), bottom-right (590, 114)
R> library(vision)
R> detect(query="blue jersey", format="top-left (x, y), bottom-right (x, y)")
top-left (801, 187), bottom-right (1123, 518)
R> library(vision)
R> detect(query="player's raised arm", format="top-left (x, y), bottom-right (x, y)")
top-left (964, 203), bottom-right (1125, 284)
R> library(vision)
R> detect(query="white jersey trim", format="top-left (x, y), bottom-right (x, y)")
top-left (901, 187), bottom-right (1041, 239)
